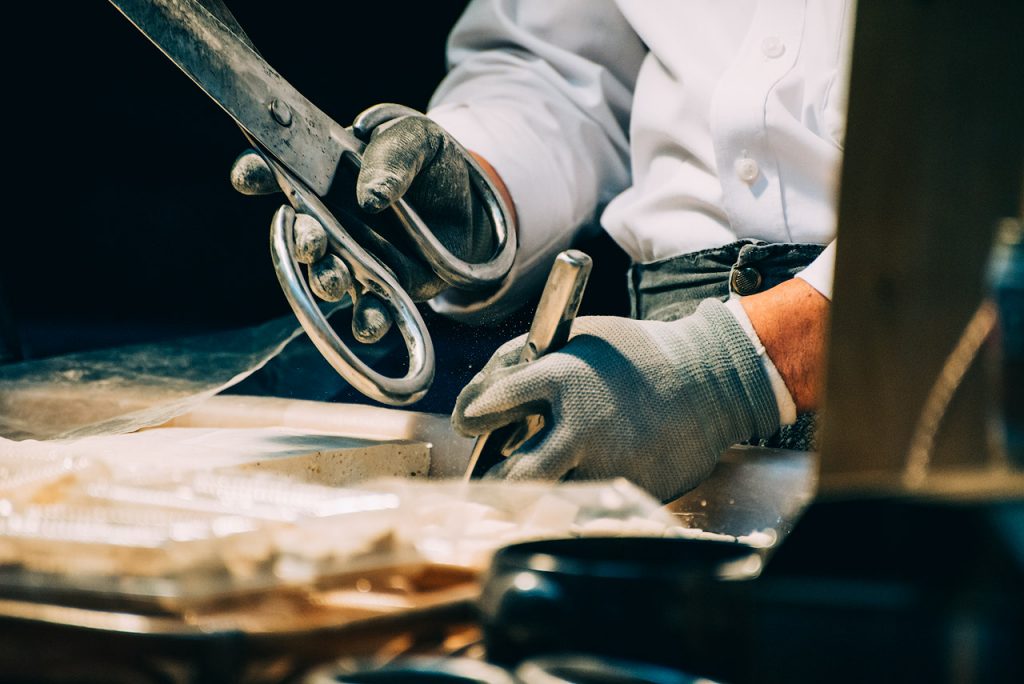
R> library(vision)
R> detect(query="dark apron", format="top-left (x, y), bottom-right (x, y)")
top-left (627, 240), bottom-right (826, 451)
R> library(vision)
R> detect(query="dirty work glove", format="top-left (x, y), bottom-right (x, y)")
top-left (355, 106), bottom-right (497, 301)
top-left (453, 299), bottom-right (781, 502)
top-left (229, 105), bottom-right (494, 303)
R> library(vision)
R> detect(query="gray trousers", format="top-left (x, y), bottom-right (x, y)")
top-left (627, 240), bottom-right (826, 451)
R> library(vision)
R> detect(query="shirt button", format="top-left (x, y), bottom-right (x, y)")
top-left (761, 36), bottom-right (786, 59)
top-left (731, 266), bottom-right (764, 295)
top-left (735, 157), bottom-right (760, 184)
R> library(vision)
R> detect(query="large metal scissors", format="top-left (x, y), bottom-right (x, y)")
top-left (107, 0), bottom-right (517, 406)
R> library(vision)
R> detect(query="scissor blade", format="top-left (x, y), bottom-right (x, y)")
top-left (108, 0), bottom-right (350, 195)
top-left (190, 0), bottom-right (257, 52)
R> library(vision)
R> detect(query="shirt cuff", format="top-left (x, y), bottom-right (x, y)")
top-left (724, 297), bottom-right (798, 426)
top-left (426, 103), bottom-right (578, 324)
top-left (794, 240), bottom-right (837, 301)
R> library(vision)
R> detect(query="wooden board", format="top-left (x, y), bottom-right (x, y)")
top-left (162, 394), bottom-right (476, 478)
top-left (78, 426), bottom-right (430, 486)
top-left (819, 0), bottom-right (1024, 494)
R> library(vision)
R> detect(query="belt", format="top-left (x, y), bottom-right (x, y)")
top-left (628, 240), bottom-right (826, 322)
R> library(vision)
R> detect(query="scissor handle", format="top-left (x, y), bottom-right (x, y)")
top-left (269, 162), bottom-right (434, 406)
top-left (264, 104), bottom-right (516, 405)
top-left (350, 103), bottom-right (517, 291)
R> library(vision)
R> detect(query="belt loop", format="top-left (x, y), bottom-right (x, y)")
top-left (734, 240), bottom-right (760, 266)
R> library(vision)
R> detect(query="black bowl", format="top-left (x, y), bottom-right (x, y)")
top-left (516, 653), bottom-right (718, 684)
top-left (305, 657), bottom-right (516, 684)
top-left (480, 537), bottom-right (759, 676)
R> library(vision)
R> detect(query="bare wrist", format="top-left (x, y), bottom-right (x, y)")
top-left (739, 278), bottom-right (830, 412)
top-left (469, 151), bottom-right (517, 229)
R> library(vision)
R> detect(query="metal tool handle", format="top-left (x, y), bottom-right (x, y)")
top-left (267, 105), bottom-right (516, 405)
top-left (464, 250), bottom-right (593, 479)
top-left (517, 250), bottom-right (593, 363)
top-left (270, 163), bottom-right (434, 406)
top-left (267, 101), bottom-right (518, 405)
top-left (351, 103), bottom-right (517, 290)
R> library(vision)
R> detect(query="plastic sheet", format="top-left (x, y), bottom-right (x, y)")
top-left (0, 314), bottom-right (308, 442)
top-left (0, 426), bottom-right (431, 489)
top-left (0, 454), bottom-right (675, 608)
top-left (376, 478), bottom-right (682, 569)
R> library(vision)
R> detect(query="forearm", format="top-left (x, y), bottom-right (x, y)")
top-left (470, 151), bottom-right (517, 229)
top-left (740, 278), bottom-right (830, 412)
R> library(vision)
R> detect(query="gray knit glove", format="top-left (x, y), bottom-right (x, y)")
top-left (453, 299), bottom-right (781, 501)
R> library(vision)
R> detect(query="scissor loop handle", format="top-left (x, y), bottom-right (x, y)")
top-left (269, 163), bottom-right (434, 406)
top-left (351, 103), bottom-right (517, 291)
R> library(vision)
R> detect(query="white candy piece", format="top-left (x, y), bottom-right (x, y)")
top-left (519, 494), bottom-right (580, 532)
top-left (571, 517), bottom-right (628, 536)
top-left (462, 519), bottom-right (520, 540)
top-left (664, 526), bottom-right (706, 539)
top-left (619, 515), bottom-right (670, 536)
top-left (737, 529), bottom-right (778, 548)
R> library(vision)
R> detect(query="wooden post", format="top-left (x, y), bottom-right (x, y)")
top-left (819, 0), bottom-right (1024, 495)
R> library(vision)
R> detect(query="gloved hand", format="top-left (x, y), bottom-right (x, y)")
top-left (453, 298), bottom-right (781, 501)
top-left (229, 105), bottom-right (494, 304)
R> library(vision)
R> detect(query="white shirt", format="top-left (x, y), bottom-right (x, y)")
top-left (428, 0), bottom-right (852, 322)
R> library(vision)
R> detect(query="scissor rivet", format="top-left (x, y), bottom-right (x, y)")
top-left (269, 98), bottom-right (293, 127)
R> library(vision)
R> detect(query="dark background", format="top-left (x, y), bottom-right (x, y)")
top-left (4, 2), bottom-right (469, 352)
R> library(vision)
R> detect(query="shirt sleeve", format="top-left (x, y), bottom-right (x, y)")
top-left (794, 240), bottom-right (837, 300)
top-left (426, 0), bottom-right (647, 323)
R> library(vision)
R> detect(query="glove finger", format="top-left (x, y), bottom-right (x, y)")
top-left (351, 103), bottom-right (420, 140)
top-left (456, 340), bottom-right (531, 412)
top-left (564, 315), bottom-right (625, 340)
top-left (308, 254), bottom-right (353, 302)
top-left (351, 292), bottom-right (393, 344)
top-left (356, 115), bottom-right (488, 267)
top-left (453, 362), bottom-right (553, 436)
top-left (483, 428), bottom-right (577, 482)
top-left (293, 214), bottom-right (328, 264)
top-left (401, 135), bottom-right (491, 262)
top-left (480, 334), bottom-right (529, 374)
top-left (356, 117), bottom-right (441, 213)
top-left (451, 338), bottom-right (528, 437)
top-left (230, 149), bottom-right (279, 196)
top-left (453, 390), bottom-right (544, 437)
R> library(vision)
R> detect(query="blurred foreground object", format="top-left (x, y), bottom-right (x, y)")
top-left (819, 0), bottom-right (1024, 498)
top-left (986, 218), bottom-right (1024, 469)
